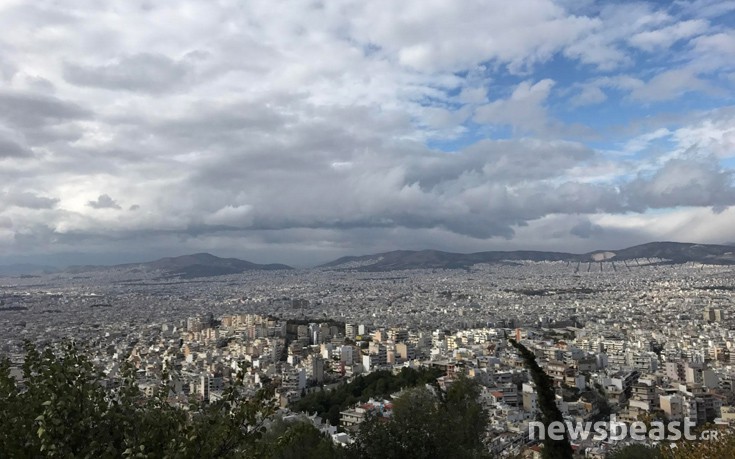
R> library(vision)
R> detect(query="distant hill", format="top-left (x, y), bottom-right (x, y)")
top-left (0, 264), bottom-right (59, 277)
top-left (320, 242), bottom-right (735, 271)
top-left (67, 253), bottom-right (293, 278)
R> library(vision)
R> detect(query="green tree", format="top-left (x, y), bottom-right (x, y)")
top-left (441, 375), bottom-right (488, 455)
top-left (0, 342), bottom-right (276, 458)
top-left (257, 417), bottom-right (346, 459)
top-left (350, 376), bottom-right (491, 459)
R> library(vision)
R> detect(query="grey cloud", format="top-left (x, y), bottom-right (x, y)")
top-left (623, 156), bottom-right (735, 210)
top-left (116, 101), bottom-right (653, 241)
top-left (403, 138), bottom-right (595, 191)
top-left (87, 194), bottom-right (122, 209)
top-left (20, 144), bottom-right (728, 246)
top-left (6, 90), bottom-right (724, 248)
top-left (64, 53), bottom-right (194, 93)
top-left (0, 216), bottom-right (12, 228)
top-left (0, 91), bottom-right (90, 129)
top-left (0, 54), bottom-right (16, 81)
top-left (22, 74), bottom-right (56, 93)
top-left (0, 219), bottom-right (661, 267)
top-left (570, 218), bottom-right (604, 238)
top-left (0, 137), bottom-right (32, 158)
top-left (4, 3), bottom-right (79, 28)
top-left (473, 80), bottom-right (554, 133)
top-left (4, 191), bottom-right (59, 209)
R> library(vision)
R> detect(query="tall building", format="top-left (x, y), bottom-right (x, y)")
top-left (665, 361), bottom-right (686, 382)
top-left (395, 342), bottom-right (415, 362)
top-left (704, 307), bottom-right (724, 322)
top-left (340, 345), bottom-right (354, 364)
top-left (297, 325), bottom-right (309, 340)
top-left (187, 317), bottom-right (203, 332)
top-left (307, 356), bottom-right (325, 383)
top-left (387, 328), bottom-right (408, 343)
top-left (660, 394), bottom-right (685, 421)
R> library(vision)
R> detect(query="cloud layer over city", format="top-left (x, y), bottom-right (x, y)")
top-left (1, 0), bottom-right (735, 265)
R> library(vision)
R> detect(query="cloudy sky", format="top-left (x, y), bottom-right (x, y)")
top-left (1, 0), bottom-right (735, 267)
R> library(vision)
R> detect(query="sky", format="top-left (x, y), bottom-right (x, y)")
top-left (1, 0), bottom-right (735, 267)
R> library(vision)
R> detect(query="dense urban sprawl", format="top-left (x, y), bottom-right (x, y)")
top-left (2, 260), bottom-right (735, 457)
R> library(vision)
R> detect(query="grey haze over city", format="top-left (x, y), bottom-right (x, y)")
top-left (1, 0), bottom-right (735, 267)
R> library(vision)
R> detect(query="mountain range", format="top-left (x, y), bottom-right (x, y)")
top-left (319, 242), bottom-right (735, 271)
top-left (65, 253), bottom-right (293, 279)
top-left (2, 242), bottom-right (734, 277)
top-left (0, 264), bottom-right (59, 277)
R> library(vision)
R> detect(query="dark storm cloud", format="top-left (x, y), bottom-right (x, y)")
top-left (63, 53), bottom-right (194, 93)
top-left (87, 194), bottom-right (122, 210)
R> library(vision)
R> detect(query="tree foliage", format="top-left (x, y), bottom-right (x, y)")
top-left (293, 367), bottom-right (444, 425)
top-left (257, 417), bottom-right (346, 459)
top-left (659, 427), bottom-right (735, 459)
top-left (348, 374), bottom-right (491, 459)
top-left (0, 342), bottom-right (324, 458)
top-left (0, 343), bottom-right (498, 458)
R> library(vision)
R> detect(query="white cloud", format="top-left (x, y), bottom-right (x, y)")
top-left (629, 68), bottom-right (711, 102)
top-left (628, 19), bottom-right (709, 51)
top-left (0, 0), bottom-right (734, 262)
top-left (671, 109), bottom-right (735, 158)
top-left (348, 0), bottom-right (598, 73)
top-left (474, 79), bottom-right (555, 133)
top-left (689, 31), bottom-right (735, 72)
top-left (570, 84), bottom-right (607, 107)
top-left (204, 205), bottom-right (254, 227)
top-left (595, 206), bottom-right (735, 244)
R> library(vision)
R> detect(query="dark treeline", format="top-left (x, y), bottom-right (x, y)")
top-left (0, 343), bottom-right (487, 458)
top-left (293, 367), bottom-right (444, 425)
top-left (3, 341), bottom-right (732, 458)
top-left (508, 337), bottom-right (573, 459)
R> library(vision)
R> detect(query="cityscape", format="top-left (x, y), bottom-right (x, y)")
top-left (2, 246), bottom-right (735, 457)
top-left (2, 0), bottom-right (735, 457)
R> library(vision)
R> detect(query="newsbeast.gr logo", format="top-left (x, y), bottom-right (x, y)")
top-left (529, 415), bottom-right (720, 442)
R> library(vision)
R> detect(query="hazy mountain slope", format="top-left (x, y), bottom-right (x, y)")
top-left (66, 253), bottom-right (293, 278)
top-left (321, 242), bottom-right (735, 271)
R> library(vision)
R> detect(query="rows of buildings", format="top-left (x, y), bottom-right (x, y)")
top-left (2, 260), bottom-right (735, 456)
